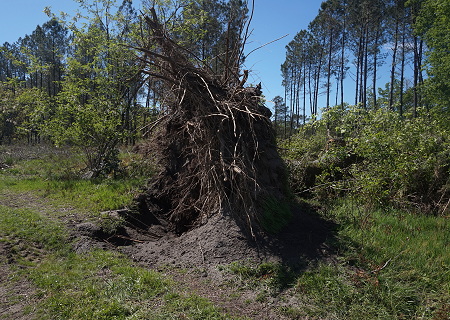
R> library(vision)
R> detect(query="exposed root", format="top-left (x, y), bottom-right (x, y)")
top-left (134, 7), bottom-right (287, 235)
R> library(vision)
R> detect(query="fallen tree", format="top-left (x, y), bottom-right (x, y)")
top-left (133, 6), bottom-right (288, 236)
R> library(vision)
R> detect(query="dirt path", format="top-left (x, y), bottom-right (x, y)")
top-left (0, 190), bottom-right (83, 320)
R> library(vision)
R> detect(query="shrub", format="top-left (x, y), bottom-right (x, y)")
top-left (285, 104), bottom-right (450, 214)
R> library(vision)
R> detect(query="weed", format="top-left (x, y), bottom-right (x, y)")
top-left (4, 156), bottom-right (14, 166)
top-left (259, 196), bottom-right (293, 234)
top-left (278, 306), bottom-right (306, 318)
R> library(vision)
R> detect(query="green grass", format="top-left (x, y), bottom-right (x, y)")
top-left (0, 144), bottom-right (150, 215)
top-left (259, 196), bottom-right (293, 234)
top-left (324, 199), bottom-right (450, 318)
top-left (2, 143), bottom-right (450, 319)
top-left (217, 260), bottom-right (297, 298)
top-left (0, 205), bottom-right (68, 252)
top-left (293, 200), bottom-right (450, 319)
top-left (219, 198), bottom-right (450, 319)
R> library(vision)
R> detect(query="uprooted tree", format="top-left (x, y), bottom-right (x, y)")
top-left (132, 6), bottom-right (288, 236)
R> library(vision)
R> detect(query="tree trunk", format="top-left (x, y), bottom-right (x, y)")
top-left (363, 21), bottom-right (368, 109)
top-left (389, 7), bottom-right (399, 111)
top-left (341, 2), bottom-right (345, 110)
top-left (400, 15), bottom-right (406, 117)
top-left (326, 26), bottom-right (333, 110)
top-left (373, 24), bottom-right (380, 109)
top-left (355, 36), bottom-right (362, 106)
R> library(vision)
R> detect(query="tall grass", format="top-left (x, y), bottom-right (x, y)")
top-left (292, 199), bottom-right (450, 319)
top-left (221, 198), bottom-right (450, 319)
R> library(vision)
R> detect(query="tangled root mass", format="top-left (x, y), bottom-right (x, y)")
top-left (134, 7), bottom-right (288, 235)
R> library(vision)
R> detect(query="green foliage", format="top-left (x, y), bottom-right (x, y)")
top-left (285, 104), bottom-right (450, 213)
top-left (42, 35), bottom-right (127, 175)
top-left (175, 0), bottom-right (248, 72)
top-left (0, 81), bottom-right (50, 143)
top-left (23, 0), bottom-right (143, 176)
top-left (415, 0), bottom-right (450, 111)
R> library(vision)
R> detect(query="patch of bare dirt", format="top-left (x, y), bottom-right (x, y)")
top-left (0, 241), bottom-right (39, 320)
top-left (119, 205), bottom-right (334, 272)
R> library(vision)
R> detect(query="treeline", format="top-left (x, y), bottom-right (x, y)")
top-left (281, 0), bottom-right (450, 214)
top-left (273, 0), bottom-right (448, 139)
top-left (0, 0), bottom-right (247, 175)
top-left (0, 19), bottom-right (69, 96)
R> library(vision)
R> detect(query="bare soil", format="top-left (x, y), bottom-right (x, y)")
top-left (118, 205), bottom-right (335, 272)
top-left (0, 242), bottom-right (37, 320)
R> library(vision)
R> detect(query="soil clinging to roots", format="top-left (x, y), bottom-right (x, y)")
top-left (134, 7), bottom-right (288, 235)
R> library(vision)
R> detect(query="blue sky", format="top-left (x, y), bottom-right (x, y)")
top-left (0, 0), bottom-right (345, 113)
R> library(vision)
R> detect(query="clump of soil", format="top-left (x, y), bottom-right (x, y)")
top-left (121, 205), bottom-right (334, 271)
top-left (71, 198), bottom-right (335, 275)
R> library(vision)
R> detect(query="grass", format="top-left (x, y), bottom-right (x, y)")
top-left (0, 205), bottom-right (68, 252)
top-left (324, 199), bottom-right (450, 319)
top-left (0, 207), bottom-right (241, 319)
top-left (0, 144), bottom-right (150, 215)
top-left (259, 196), bottom-right (293, 234)
top-left (0, 195), bottom-right (243, 319)
top-left (218, 260), bottom-right (296, 295)
top-left (219, 198), bottom-right (450, 319)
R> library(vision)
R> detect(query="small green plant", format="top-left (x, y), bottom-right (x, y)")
top-left (259, 196), bottom-right (292, 234)
top-left (4, 156), bottom-right (14, 166)
top-left (99, 211), bottom-right (126, 235)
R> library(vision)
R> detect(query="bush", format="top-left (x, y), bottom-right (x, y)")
top-left (285, 104), bottom-right (450, 214)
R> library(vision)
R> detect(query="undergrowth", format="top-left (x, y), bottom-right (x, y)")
top-left (282, 105), bottom-right (450, 215)
top-left (0, 143), bottom-right (154, 215)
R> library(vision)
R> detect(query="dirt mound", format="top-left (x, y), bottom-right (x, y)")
top-left (70, 199), bottom-right (335, 274)
top-left (121, 205), bottom-right (333, 270)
